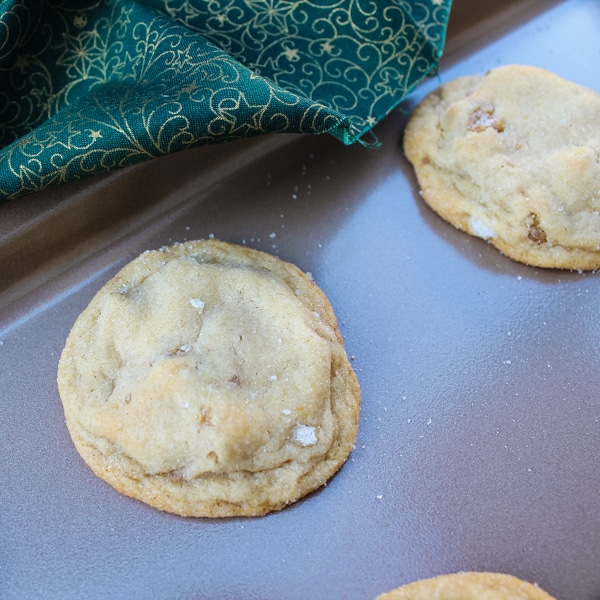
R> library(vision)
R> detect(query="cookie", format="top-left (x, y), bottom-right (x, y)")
top-left (404, 64), bottom-right (600, 270)
top-left (376, 571), bottom-right (556, 600)
top-left (57, 239), bottom-right (361, 517)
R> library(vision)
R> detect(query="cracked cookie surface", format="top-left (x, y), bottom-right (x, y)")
top-left (404, 64), bottom-right (600, 270)
top-left (57, 240), bottom-right (361, 517)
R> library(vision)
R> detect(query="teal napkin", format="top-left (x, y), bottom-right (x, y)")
top-left (0, 0), bottom-right (451, 200)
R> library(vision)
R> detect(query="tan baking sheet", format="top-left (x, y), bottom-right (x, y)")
top-left (1, 1), bottom-right (599, 598)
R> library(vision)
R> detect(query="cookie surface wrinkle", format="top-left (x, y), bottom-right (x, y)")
top-left (376, 571), bottom-right (556, 600)
top-left (404, 64), bottom-right (600, 270)
top-left (57, 240), bottom-right (361, 517)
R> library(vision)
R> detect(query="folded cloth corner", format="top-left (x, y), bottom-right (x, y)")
top-left (0, 0), bottom-right (451, 200)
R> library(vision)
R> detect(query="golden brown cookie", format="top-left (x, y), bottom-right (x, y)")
top-left (376, 571), bottom-right (556, 600)
top-left (57, 240), bottom-right (361, 517)
top-left (404, 64), bottom-right (600, 270)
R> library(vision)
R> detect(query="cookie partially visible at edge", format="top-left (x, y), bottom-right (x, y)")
top-left (57, 239), bottom-right (361, 517)
top-left (404, 64), bottom-right (600, 270)
top-left (376, 571), bottom-right (556, 600)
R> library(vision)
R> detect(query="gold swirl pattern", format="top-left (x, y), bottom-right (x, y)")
top-left (0, 0), bottom-right (451, 200)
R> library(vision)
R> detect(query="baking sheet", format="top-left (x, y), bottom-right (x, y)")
top-left (1, 1), bottom-right (599, 598)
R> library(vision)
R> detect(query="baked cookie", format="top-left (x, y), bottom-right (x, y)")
top-left (404, 64), bottom-right (600, 270)
top-left (376, 571), bottom-right (556, 600)
top-left (57, 239), bottom-right (361, 517)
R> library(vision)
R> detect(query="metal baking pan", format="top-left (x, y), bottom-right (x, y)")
top-left (1, 1), bottom-right (599, 598)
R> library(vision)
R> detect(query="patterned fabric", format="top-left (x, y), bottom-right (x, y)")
top-left (0, 0), bottom-right (451, 201)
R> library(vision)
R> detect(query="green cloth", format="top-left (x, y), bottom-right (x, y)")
top-left (0, 0), bottom-right (451, 201)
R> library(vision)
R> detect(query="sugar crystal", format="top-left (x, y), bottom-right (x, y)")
top-left (293, 424), bottom-right (317, 446)
top-left (189, 298), bottom-right (205, 313)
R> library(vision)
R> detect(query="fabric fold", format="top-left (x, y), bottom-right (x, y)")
top-left (0, 0), bottom-right (451, 201)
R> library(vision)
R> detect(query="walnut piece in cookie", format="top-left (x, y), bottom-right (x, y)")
top-left (404, 64), bottom-right (600, 270)
top-left (57, 239), bottom-right (361, 517)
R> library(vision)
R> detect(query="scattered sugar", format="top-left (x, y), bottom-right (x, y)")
top-left (376, 495), bottom-right (383, 500)
top-left (282, 409), bottom-right (292, 415)
top-left (293, 424), bottom-right (317, 446)
top-left (189, 298), bottom-right (205, 313)
top-left (269, 375), bottom-right (278, 381)
top-left (269, 232), bottom-right (276, 238)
